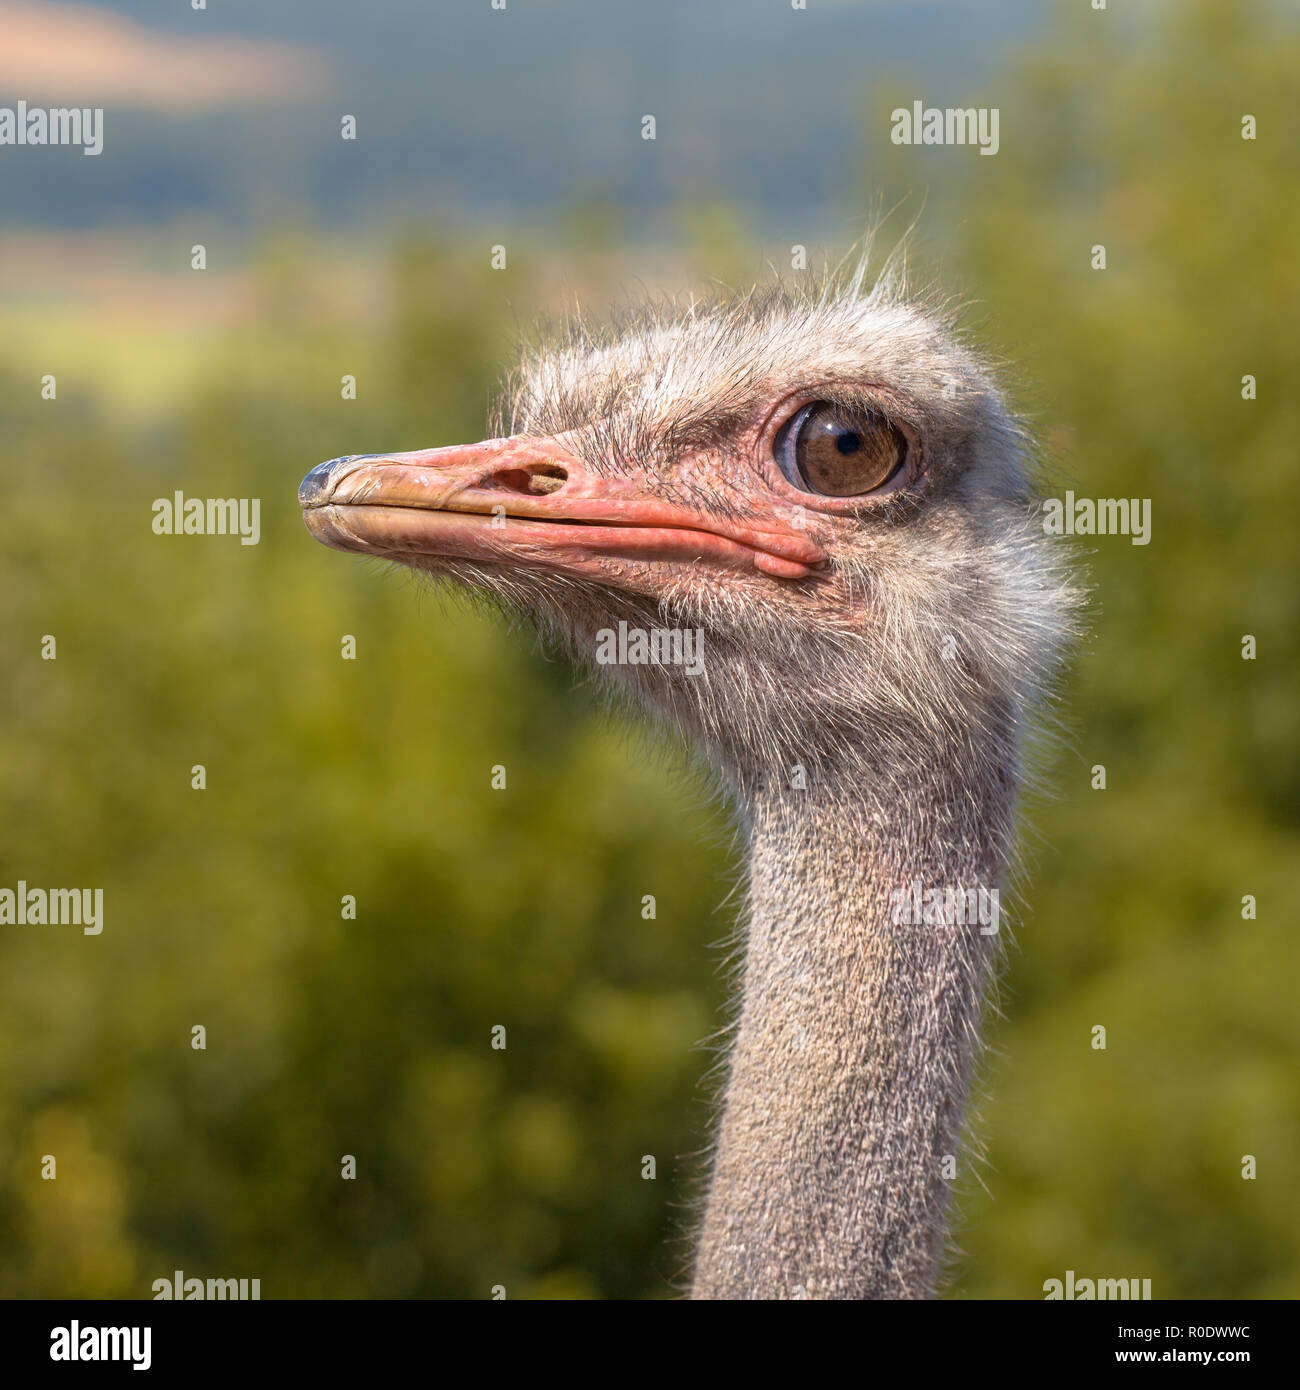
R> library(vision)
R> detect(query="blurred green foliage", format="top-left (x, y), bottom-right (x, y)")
top-left (939, 0), bottom-right (1299, 1299)
top-left (0, 0), bottom-right (1296, 1298)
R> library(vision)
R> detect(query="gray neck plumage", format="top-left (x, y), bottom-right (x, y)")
top-left (691, 725), bottom-right (1016, 1300)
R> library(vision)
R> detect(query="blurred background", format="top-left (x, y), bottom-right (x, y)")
top-left (0, 0), bottom-right (1296, 1299)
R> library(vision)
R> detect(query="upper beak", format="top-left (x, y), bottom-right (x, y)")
top-left (298, 436), bottom-right (826, 580)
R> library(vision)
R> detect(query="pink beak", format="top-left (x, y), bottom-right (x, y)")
top-left (299, 436), bottom-right (826, 581)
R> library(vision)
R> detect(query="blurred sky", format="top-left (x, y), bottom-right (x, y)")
top-left (0, 0), bottom-right (1062, 235)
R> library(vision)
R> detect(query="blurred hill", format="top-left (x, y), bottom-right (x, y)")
top-left (0, 0), bottom-right (1048, 235)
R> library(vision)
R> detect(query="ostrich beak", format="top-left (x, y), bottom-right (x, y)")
top-left (298, 437), bottom-right (825, 580)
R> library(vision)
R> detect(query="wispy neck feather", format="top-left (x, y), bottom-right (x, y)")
top-left (692, 723), bottom-right (1016, 1300)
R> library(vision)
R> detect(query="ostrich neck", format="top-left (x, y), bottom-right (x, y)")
top-left (691, 733), bottom-right (1016, 1300)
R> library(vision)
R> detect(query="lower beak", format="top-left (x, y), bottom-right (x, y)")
top-left (298, 437), bottom-right (825, 581)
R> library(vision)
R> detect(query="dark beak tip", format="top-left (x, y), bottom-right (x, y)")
top-left (300, 455), bottom-right (370, 507)
top-left (297, 460), bottom-right (333, 507)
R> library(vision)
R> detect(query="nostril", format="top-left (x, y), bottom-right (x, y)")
top-left (483, 464), bottom-right (568, 497)
top-left (527, 466), bottom-right (568, 495)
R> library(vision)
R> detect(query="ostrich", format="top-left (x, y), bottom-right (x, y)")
top-left (298, 259), bottom-right (1078, 1300)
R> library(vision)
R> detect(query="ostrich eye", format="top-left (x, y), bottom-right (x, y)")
top-left (774, 402), bottom-right (907, 497)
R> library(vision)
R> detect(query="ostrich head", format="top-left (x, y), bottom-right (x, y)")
top-left (301, 270), bottom-right (1067, 788)
top-left (299, 262), bottom-right (1077, 1299)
